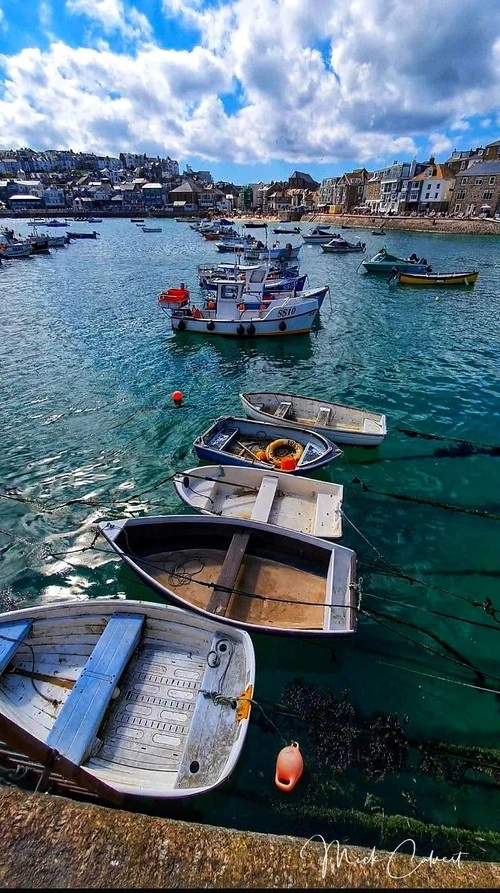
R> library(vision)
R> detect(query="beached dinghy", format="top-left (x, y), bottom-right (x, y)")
top-left (173, 464), bottom-right (344, 538)
top-left (99, 515), bottom-right (359, 639)
top-left (239, 392), bottom-right (387, 447)
top-left (0, 598), bottom-right (254, 804)
top-left (193, 415), bottom-right (342, 474)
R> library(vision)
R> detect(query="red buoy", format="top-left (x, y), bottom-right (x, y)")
top-left (172, 390), bottom-right (183, 406)
top-left (275, 741), bottom-right (304, 792)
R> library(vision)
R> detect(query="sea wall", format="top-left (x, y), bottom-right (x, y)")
top-left (0, 789), bottom-right (499, 888)
top-left (274, 213), bottom-right (500, 237)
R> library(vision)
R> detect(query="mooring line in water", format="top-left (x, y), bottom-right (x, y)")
top-left (346, 476), bottom-right (500, 521)
top-left (358, 560), bottom-right (500, 623)
top-left (396, 425), bottom-right (500, 452)
top-left (362, 607), bottom-right (493, 687)
top-left (364, 590), bottom-right (500, 632)
top-left (375, 659), bottom-right (500, 696)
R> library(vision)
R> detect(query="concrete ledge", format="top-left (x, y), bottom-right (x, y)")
top-left (0, 789), bottom-right (499, 888)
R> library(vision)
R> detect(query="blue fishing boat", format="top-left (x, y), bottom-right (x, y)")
top-left (361, 248), bottom-right (431, 275)
top-left (193, 416), bottom-right (342, 474)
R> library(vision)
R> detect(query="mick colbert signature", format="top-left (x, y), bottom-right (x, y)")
top-left (300, 835), bottom-right (468, 880)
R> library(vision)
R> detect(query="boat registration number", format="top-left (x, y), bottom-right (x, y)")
top-left (277, 307), bottom-right (297, 318)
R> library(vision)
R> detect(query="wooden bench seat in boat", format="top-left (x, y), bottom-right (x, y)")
top-left (315, 406), bottom-right (331, 427)
top-left (274, 401), bottom-right (292, 419)
top-left (250, 475), bottom-right (279, 523)
top-left (46, 614), bottom-right (144, 765)
top-left (0, 620), bottom-right (32, 675)
top-left (206, 427), bottom-right (239, 451)
top-left (207, 531), bottom-right (250, 616)
top-left (313, 492), bottom-right (338, 537)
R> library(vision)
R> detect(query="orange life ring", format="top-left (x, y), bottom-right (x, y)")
top-left (265, 438), bottom-right (303, 467)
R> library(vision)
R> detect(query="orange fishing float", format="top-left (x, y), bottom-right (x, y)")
top-left (275, 741), bottom-right (304, 792)
top-left (171, 390), bottom-right (183, 406)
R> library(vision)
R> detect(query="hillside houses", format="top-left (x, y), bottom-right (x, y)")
top-left (2, 139), bottom-right (500, 218)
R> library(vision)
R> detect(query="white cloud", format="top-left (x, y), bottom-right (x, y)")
top-left (66, 0), bottom-right (153, 42)
top-left (1, 0), bottom-right (500, 168)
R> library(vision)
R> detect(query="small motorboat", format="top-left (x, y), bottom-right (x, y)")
top-left (272, 227), bottom-right (300, 234)
top-left (361, 248), bottom-right (431, 275)
top-left (193, 415), bottom-right (342, 473)
top-left (392, 270), bottom-right (479, 286)
top-left (321, 236), bottom-right (366, 253)
top-left (372, 227), bottom-right (386, 235)
top-left (239, 391), bottom-right (387, 447)
top-left (302, 226), bottom-right (337, 244)
top-left (0, 598), bottom-right (255, 804)
top-left (66, 230), bottom-right (100, 239)
top-left (99, 515), bottom-right (359, 638)
top-left (173, 464), bottom-right (344, 538)
top-left (142, 226), bottom-right (162, 233)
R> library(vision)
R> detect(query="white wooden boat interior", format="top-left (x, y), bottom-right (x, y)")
top-left (0, 599), bottom-right (254, 802)
top-left (239, 392), bottom-right (387, 446)
top-left (99, 517), bottom-right (357, 637)
top-left (173, 465), bottom-right (343, 538)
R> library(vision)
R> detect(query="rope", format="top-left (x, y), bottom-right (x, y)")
top-left (346, 476), bottom-right (500, 521)
top-left (396, 425), bottom-right (500, 452)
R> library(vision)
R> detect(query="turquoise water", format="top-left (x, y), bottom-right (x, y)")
top-left (1, 218), bottom-right (500, 848)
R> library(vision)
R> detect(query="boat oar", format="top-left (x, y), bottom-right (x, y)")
top-left (236, 440), bottom-right (264, 461)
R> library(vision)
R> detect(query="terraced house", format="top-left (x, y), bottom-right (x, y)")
top-left (448, 160), bottom-right (500, 217)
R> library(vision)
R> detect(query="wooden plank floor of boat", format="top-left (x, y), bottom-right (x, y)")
top-left (140, 549), bottom-right (326, 630)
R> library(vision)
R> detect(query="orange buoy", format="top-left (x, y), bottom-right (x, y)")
top-left (171, 390), bottom-right (183, 406)
top-left (275, 741), bottom-right (304, 792)
top-left (280, 456), bottom-right (297, 472)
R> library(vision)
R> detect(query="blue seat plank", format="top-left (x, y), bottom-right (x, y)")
top-left (46, 614), bottom-right (144, 766)
top-left (0, 620), bottom-right (32, 675)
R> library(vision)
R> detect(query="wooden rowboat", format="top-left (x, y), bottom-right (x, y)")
top-left (99, 515), bottom-right (359, 638)
top-left (394, 270), bottom-right (479, 286)
top-left (173, 464), bottom-right (344, 538)
top-left (0, 598), bottom-right (254, 804)
top-left (193, 416), bottom-right (341, 473)
top-left (239, 392), bottom-right (387, 447)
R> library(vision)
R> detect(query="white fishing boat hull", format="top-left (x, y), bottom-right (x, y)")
top-left (239, 392), bottom-right (387, 447)
top-left (0, 598), bottom-right (254, 803)
top-left (173, 465), bottom-right (344, 538)
top-left (171, 297), bottom-right (319, 336)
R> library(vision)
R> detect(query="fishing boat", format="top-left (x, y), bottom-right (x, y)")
top-left (392, 269), bottom-right (479, 286)
top-left (130, 218), bottom-right (144, 223)
top-left (361, 248), bottom-right (431, 275)
top-left (66, 230), bottom-right (100, 239)
top-left (239, 391), bottom-right (387, 447)
top-left (158, 271), bottom-right (324, 337)
top-left (0, 597), bottom-right (255, 804)
top-left (272, 227), bottom-right (300, 234)
top-left (243, 243), bottom-right (301, 263)
top-left (142, 226), bottom-right (162, 233)
top-left (302, 225), bottom-right (337, 244)
top-left (243, 222), bottom-right (267, 229)
top-left (192, 415), bottom-right (341, 473)
top-left (46, 219), bottom-right (68, 227)
top-left (87, 217), bottom-right (102, 224)
top-left (321, 236), bottom-right (366, 253)
top-left (99, 516), bottom-right (358, 638)
top-left (371, 227), bottom-right (386, 235)
top-left (173, 464), bottom-right (344, 538)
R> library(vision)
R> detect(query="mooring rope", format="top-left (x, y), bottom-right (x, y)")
top-left (396, 425), bottom-right (500, 452)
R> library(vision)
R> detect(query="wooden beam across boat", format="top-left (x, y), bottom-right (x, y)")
top-left (206, 531), bottom-right (251, 615)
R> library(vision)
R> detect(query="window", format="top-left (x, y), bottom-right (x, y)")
top-left (461, 178), bottom-right (467, 185)
top-left (474, 178), bottom-right (483, 186)
top-left (456, 190), bottom-right (465, 200)
top-left (489, 177), bottom-right (495, 185)
top-left (483, 191), bottom-right (494, 200)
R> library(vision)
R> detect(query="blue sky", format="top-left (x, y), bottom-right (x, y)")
top-left (1, 0), bottom-right (499, 184)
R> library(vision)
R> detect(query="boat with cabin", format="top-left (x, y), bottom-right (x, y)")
top-left (321, 236), bottom-right (366, 253)
top-left (361, 248), bottom-right (432, 275)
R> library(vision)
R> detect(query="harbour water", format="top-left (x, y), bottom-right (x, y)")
top-left (1, 218), bottom-right (500, 852)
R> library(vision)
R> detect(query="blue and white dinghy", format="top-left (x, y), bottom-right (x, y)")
top-left (193, 416), bottom-right (342, 474)
top-left (0, 598), bottom-right (255, 804)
